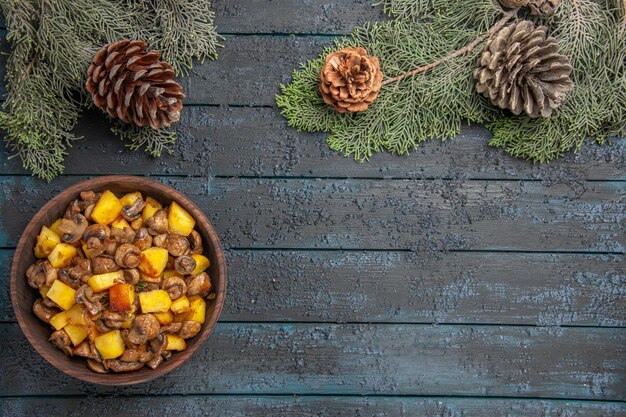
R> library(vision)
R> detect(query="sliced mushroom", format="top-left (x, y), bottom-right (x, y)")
top-left (120, 346), bottom-right (153, 363)
top-left (121, 198), bottom-right (146, 222)
top-left (84, 204), bottom-right (95, 221)
top-left (145, 209), bottom-right (168, 235)
top-left (162, 276), bottom-right (186, 300)
top-left (76, 285), bottom-right (106, 316)
top-left (188, 230), bottom-right (203, 255)
top-left (106, 359), bottom-right (145, 372)
top-left (146, 354), bottom-right (165, 369)
top-left (57, 214), bottom-right (88, 243)
top-left (179, 321), bottom-right (201, 339)
top-left (149, 333), bottom-right (168, 356)
top-left (127, 314), bottom-right (160, 345)
top-left (111, 227), bottom-right (136, 244)
top-left (64, 199), bottom-right (81, 218)
top-left (50, 330), bottom-right (73, 356)
top-left (68, 258), bottom-right (92, 283)
top-left (102, 310), bottom-right (126, 329)
top-left (160, 322), bottom-right (183, 334)
top-left (26, 261), bottom-right (46, 289)
top-left (87, 359), bottom-right (109, 373)
top-left (83, 224), bottom-right (110, 258)
top-left (33, 299), bottom-right (59, 323)
top-left (73, 341), bottom-right (98, 359)
top-left (80, 190), bottom-right (97, 203)
top-left (153, 233), bottom-right (167, 248)
top-left (166, 234), bottom-right (190, 257)
top-left (92, 256), bottom-right (120, 274)
top-left (174, 255), bottom-right (196, 275)
top-left (114, 243), bottom-right (141, 268)
top-left (124, 268), bottom-right (141, 285)
top-left (134, 227), bottom-right (153, 251)
top-left (96, 319), bottom-right (114, 333)
top-left (103, 237), bottom-right (118, 256)
top-left (58, 268), bottom-right (81, 289)
top-left (186, 272), bottom-right (212, 297)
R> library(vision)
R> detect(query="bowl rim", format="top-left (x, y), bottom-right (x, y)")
top-left (10, 175), bottom-right (227, 385)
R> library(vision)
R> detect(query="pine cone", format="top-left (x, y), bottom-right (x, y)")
top-left (498, 0), bottom-right (528, 8)
top-left (529, 0), bottom-right (560, 16)
top-left (86, 39), bottom-right (185, 129)
top-left (474, 20), bottom-right (574, 118)
top-left (319, 47), bottom-right (383, 113)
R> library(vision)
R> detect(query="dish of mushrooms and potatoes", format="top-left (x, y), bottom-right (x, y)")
top-left (26, 189), bottom-right (213, 373)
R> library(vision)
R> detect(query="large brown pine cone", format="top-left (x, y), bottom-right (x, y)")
top-left (86, 40), bottom-right (185, 129)
top-left (529, 0), bottom-right (560, 16)
top-left (319, 47), bottom-right (383, 113)
top-left (474, 20), bottom-right (574, 118)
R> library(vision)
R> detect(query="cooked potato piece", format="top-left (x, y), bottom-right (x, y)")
top-left (155, 310), bottom-right (174, 325)
top-left (48, 243), bottom-right (78, 268)
top-left (88, 270), bottom-right (125, 293)
top-left (187, 296), bottom-right (206, 324)
top-left (166, 333), bottom-right (186, 351)
top-left (138, 247), bottom-right (169, 277)
top-left (91, 190), bottom-right (123, 225)
top-left (94, 330), bottom-right (125, 359)
top-left (163, 269), bottom-right (183, 280)
top-left (130, 218), bottom-right (143, 230)
top-left (168, 201), bottom-right (195, 236)
top-left (66, 304), bottom-right (88, 326)
top-left (111, 217), bottom-right (132, 230)
top-left (170, 295), bottom-right (190, 314)
top-left (39, 284), bottom-right (51, 299)
top-left (189, 254), bottom-right (210, 276)
top-left (46, 280), bottom-right (77, 310)
top-left (141, 197), bottom-right (162, 221)
top-left (119, 191), bottom-right (143, 207)
top-left (49, 311), bottom-right (70, 330)
top-left (138, 290), bottom-right (172, 313)
top-left (48, 218), bottom-right (63, 236)
top-left (64, 324), bottom-right (88, 346)
top-left (109, 283), bottom-right (134, 311)
top-left (34, 226), bottom-right (61, 258)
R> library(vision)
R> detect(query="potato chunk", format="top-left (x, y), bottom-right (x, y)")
top-left (168, 201), bottom-right (196, 236)
top-left (166, 333), bottom-right (186, 351)
top-left (119, 191), bottom-right (142, 207)
top-left (111, 217), bottom-right (132, 230)
top-left (109, 283), bottom-right (134, 312)
top-left (48, 218), bottom-right (63, 236)
top-left (46, 280), bottom-right (77, 310)
top-left (91, 190), bottom-right (123, 225)
top-left (94, 330), bottom-right (125, 359)
top-left (66, 304), bottom-right (88, 326)
top-left (189, 254), bottom-right (210, 276)
top-left (187, 296), bottom-right (206, 324)
top-left (48, 243), bottom-right (77, 268)
top-left (88, 270), bottom-right (124, 293)
top-left (34, 226), bottom-right (61, 258)
top-left (155, 311), bottom-right (174, 326)
top-left (170, 295), bottom-right (190, 314)
top-left (138, 290), bottom-right (172, 313)
top-left (49, 311), bottom-right (70, 330)
top-left (64, 324), bottom-right (88, 346)
top-left (141, 196), bottom-right (162, 221)
top-left (138, 247), bottom-right (169, 277)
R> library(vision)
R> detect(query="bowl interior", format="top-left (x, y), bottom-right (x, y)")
top-left (10, 176), bottom-right (226, 385)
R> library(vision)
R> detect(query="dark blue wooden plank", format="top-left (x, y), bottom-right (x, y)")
top-left (1, 395), bottom-right (624, 417)
top-left (0, 323), bottom-right (624, 399)
top-left (1, 176), bottom-right (623, 252)
top-left (3, 249), bottom-right (624, 326)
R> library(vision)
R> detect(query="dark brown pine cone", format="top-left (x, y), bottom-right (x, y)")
top-left (319, 47), bottom-right (383, 113)
top-left (86, 40), bottom-right (185, 129)
top-left (474, 20), bottom-right (574, 118)
top-left (529, 0), bottom-right (561, 16)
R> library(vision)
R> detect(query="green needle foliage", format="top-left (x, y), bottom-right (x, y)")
top-left (276, 0), bottom-right (625, 164)
top-left (0, 0), bottom-right (220, 181)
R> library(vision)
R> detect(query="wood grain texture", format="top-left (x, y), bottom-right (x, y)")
top-left (0, 322), bottom-right (624, 399)
top-left (2, 396), bottom-right (625, 417)
top-left (3, 249), bottom-right (623, 326)
top-left (0, 107), bottom-right (623, 180)
top-left (9, 176), bottom-right (227, 385)
top-left (2, 176), bottom-right (624, 252)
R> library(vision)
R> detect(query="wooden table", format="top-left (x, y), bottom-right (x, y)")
top-left (1, 1), bottom-right (625, 415)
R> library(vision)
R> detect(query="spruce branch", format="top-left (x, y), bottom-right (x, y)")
top-left (382, 9), bottom-right (518, 86)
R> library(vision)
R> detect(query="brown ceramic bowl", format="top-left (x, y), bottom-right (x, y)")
top-left (10, 176), bottom-right (227, 385)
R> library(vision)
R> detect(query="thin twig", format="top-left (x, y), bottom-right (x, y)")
top-left (381, 9), bottom-right (518, 86)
